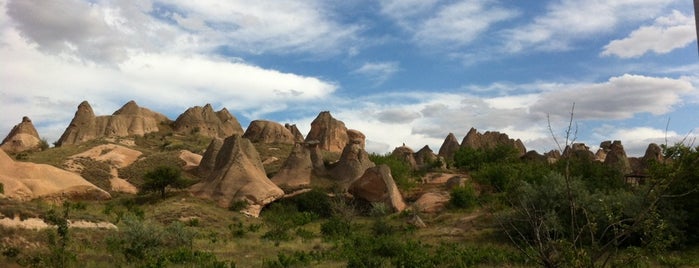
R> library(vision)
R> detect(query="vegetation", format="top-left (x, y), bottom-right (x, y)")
top-left (140, 166), bottom-right (190, 198)
top-left (369, 153), bottom-right (419, 189)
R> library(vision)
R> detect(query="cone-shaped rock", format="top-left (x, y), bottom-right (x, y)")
top-left (603, 140), bottom-right (632, 175)
top-left (173, 104), bottom-right (244, 138)
top-left (271, 143), bottom-right (313, 190)
top-left (284, 124), bottom-right (305, 142)
top-left (349, 165), bottom-right (407, 212)
top-left (56, 100), bottom-right (168, 146)
top-left (1, 116), bottom-right (42, 153)
top-left (415, 145), bottom-right (441, 169)
top-left (0, 149), bottom-right (111, 201)
top-left (305, 111), bottom-right (348, 152)
top-left (196, 138), bottom-right (224, 178)
top-left (438, 133), bottom-right (460, 162)
top-left (189, 135), bottom-right (284, 217)
top-left (461, 127), bottom-right (526, 156)
top-left (329, 140), bottom-right (375, 183)
top-left (391, 145), bottom-right (417, 170)
top-left (642, 143), bottom-right (664, 163)
top-left (563, 143), bottom-right (595, 160)
top-left (243, 120), bottom-right (297, 144)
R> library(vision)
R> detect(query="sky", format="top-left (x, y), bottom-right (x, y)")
top-left (1, 0), bottom-right (697, 156)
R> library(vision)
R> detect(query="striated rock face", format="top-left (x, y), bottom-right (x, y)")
top-left (196, 138), bottom-right (224, 178)
top-left (1, 116), bottom-right (42, 153)
top-left (603, 140), bottom-right (632, 175)
top-left (391, 145), bottom-right (417, 170)
top-left (349, 165), bottom-right (407, 212)
top-left (172, 104), bottom-right (243, 138)
top-left (243, 120), bottom-right (297, 144)
top-left (0, 149), bottom-right (111, 201)
top-left (189, 135), bottom-right (284, 217)
top-left (461, 127), bottom-right (526, 155)
top-left (271, 143), bottom-right (313, 190)
top-left (305, 111), bottom-right (348, 153)
top-left (438, 133), bottom-right (460, 163)
top-left (284, 124), bottom-right (305, 142)
top-left (346, 129), bottom-right (366, 149)
top-left (56, 101), bottom-right (169, 146)
top-left (329, 140), bottom-right (375, 183)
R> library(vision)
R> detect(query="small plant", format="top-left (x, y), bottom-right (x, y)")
top-left (369, 202), bottom-right (390, 217)
top-left (38, 138), bottom-right (49, 151)
top-left (449, 183), bottom-right (478, 209)
top-left (228, 200), bottom-right (249, 211)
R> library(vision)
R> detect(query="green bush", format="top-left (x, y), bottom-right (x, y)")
top-left (449, 183), bottom-right (478, 209)
top-left (140, 166), bottom-right (190, 198)
top-left (288, 188), bottom-right (332, 218)
top-left (320, 216), bottom-right (352, 239)
top-left (453, 144), bottom-right (520, 171)
top-left (369, 153), bottom-right (418, 189)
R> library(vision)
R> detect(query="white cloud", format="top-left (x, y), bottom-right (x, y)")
top-left (592, 126), bottom-right (697, 156)
top-left (503, 0), bottom-right (674, 53)
top-left (353, 62), bottom-right (400, 85)
top-left (601, 10), bottom-right (696, 58)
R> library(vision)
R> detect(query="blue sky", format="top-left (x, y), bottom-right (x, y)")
top-left (1, 0), bottom-right (697, 156)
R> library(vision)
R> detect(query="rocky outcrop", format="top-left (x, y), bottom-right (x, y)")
top-left (329, 140), bottom-right (375, 183)
top-left (563, 143), bottom-right (595, 160)
top-left (306, 140), bottom-right (327, 176)
top-left (189, 135), bottom-right (284, 217)
top-left (196, 138), bottom-right (224, 178)
top-left (603, 140), bottom-right (632, 175)
top-left (414, 192), bottom-right (450, 213)
top-left (1, 116), bottom-right (42, 153)
top-left (630, 143), bottom-right (665, 176)
top-left (0, 149), bottom-right (111, 201)
top-left (349, 165), bottom-right (407, 212)
top-left (56, 101), bottom-right (169, 146)
top-left (305, 111), bottom-right (348, 153)
top-left (461, 128), bottom-right (526, 156)
top-left (414, 145), bottom-right (442, 169)
top-left (271, 143), bottom-right (313, 190)
top-left (284, 124), bottom-right (305, 142)
top-left (642, 143), bottom-right (664, 163)
top-left (438, 133), bottom-right (460, 163)
top-left (179, 150), bottom-right (202, 171)
top-left (391, 145), bottom-right (417, 170)
top-left (243, 120), bottom-right (297, 144)
top-left (172, 104), bottom-right (244, 139)
top-left (346, 129), bottom-right (366, 149)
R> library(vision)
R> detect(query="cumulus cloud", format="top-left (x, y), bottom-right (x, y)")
top-left (376, 109), bottom-right (421, 124)
top-left (601, 10), bottom-right (696, 58)
top-left (353, 62), bottom-right (400, 85)
top-left (532, 74), bottom-right (693, 120)
top-left (503, 0), bottom-right (674, 52)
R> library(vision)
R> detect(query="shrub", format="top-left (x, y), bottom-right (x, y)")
top-left (38, 138), bottom-right (49, 151)
top-left (449, 183), bottom-right (478, 209)
top-left (288, 188), bottom-right (332, 218)
top-left (369, 153), bottom-right (418, 189)
top-left (140, 166), bottom-right (189, 198)
top-left (453, 144), bottom-right (520, 171)
top-left (320, 216), bottom-right (352, 239)
top-left (0, 182), bottom-right (3, 194)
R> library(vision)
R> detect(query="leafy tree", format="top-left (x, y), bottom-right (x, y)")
top-left (141, 166), bottom-right (188, 198)
top-left (450, 183), bottom-right (478, 209)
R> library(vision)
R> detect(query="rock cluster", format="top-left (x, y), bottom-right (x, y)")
top-left (461, 127), bottom-right (527, 156)
top-left (243, 120), bottom-right (298, 144)
top-left (1, 116), bottom-right (41, 153)
top-left (172, 104), bottom-right (244, 138)
top-left (56, 101), bottom-right (169, 146)
top-left (271, 142), bottom-right (325, 190)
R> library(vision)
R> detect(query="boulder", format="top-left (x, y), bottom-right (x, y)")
top-left (196, 138), bottom-right (224, 178)
top-left (1, 116), bottom-right (42, 153)
top-left (56, 100), bottom-right (169, 146)
top-left (172, 104), bottom-right (244, 138)
top-left (284, 123), bottom-right (305, 142)
top-left (438, 133), bottom-right (460, 163)
top-left (179, 150), bottom-right (202, 171)
top-left (391, 145), bottom-right (417, 170)
top-left (189, 135), bottom-right (284, 217)
top-left (346, 129), bottom-right (366, 149)
top-left (0, 149), bottom-right (111, 201)
top-left (461, 127), bottom-right (527, 156)
top-left (329, 140), bottom-right (375, 183)
top-left (603, 140), bottom-right (632, 175)
top-left (243, 120), bottom-right (297, 144)
top-left (348, 165), bottom-right (407, 212)
top-left (305, 111), bottom-right (348, 153)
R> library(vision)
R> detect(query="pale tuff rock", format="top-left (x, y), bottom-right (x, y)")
top-left (346, 129), bottom-right (366, 149)
top-left (438, 133), bottom-right (460, 163)
top-left (329, 140), bottom-right (375, 183)
top-left (243, 120), bottom-right (297, 144)
top-left (284, 123), bottom-right (305, 142)
top-left (271, 143), bottom-right (314, 190)
top-left (196, 138), bottom-right (224, 178)
top-left (173, 104), bottom-right (244, 139)
top-left (461, 127), bottom-right (527, 156)
top-left (305, 111), bottom-right (349, 153)
top-left (1, 116), bottom-right (41, 153)
top-left (603, 140), bottom-right (632, 175)
top-left (348, 165), bottom-right (407, 212)
top-left (391, 145), bottom-right (417, 170)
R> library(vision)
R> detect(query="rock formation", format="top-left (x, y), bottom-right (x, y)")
top-left (414, 145), bottom-right (442, 169)
top-left (305, 111), bottom-right (348, 153)
top-left (271, 143), bottom-right (313, 190)
top-left (391, 145), bottom-right (417, 170)
top-left (603, 140), bottom-right (632, 175)
top-left (642, 143), bottom-right (664, 163)
top-left (348, 165), bottom-right (407, 212)
top-left (438, 133), bottom-right (460, 163)
top-left (461, 128), bottom-right (527, 156)
top-left (196, 138), bottom-right (224, 178)
top-left (329, 140), bottom-right (375, 183)
top-left (1, 116), bottom-right (42, 153)
top-left (0, 149), bottom-right (111, 201)
top-left (414, 192), bottom-right (450, 213)
top-left (562, 143), bottom-right (595, 160)
top-left (346, 129), bottom-right (366, 149)
top-left (284, 124), bottom-right (305, 142)
top-left (189, 135), bottom-right (284, 217)
top-left (172, 104), bottom-right (244, 138)
top-left (243, 120), bottom-right (297, 144)
top-left (56, 101), bottom-right (169, 146)
top-left (179, 150), bottom-right (202, 171)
